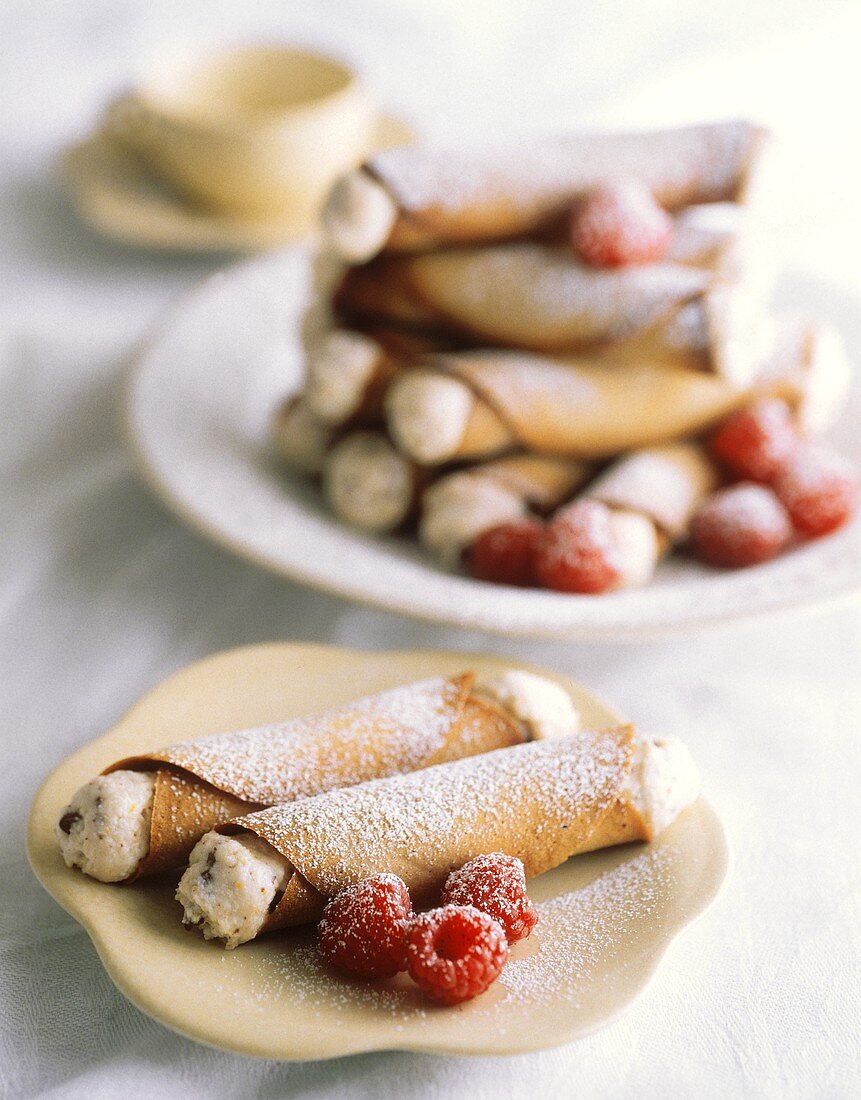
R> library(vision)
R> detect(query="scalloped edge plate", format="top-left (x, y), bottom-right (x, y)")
top-left (27, 642), bottom-right (728, 1060)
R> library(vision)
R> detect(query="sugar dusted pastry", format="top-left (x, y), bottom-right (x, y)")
top-left (419, 454), bottom-right (593, 566)
top-left (56, 673), bottom-right (525, 883)
top-left (587, 442), bottom-right (720, 589)
top-left (384, 321), bottom-right (848, 465)
top-left (334, 243), bottom-right (714, 354)
top-left (177, 726), bottom-right (700, 946)
top-left (323, 119), bottom-right (766, 260)
top-left (323, 430), bottom-right (422, 534)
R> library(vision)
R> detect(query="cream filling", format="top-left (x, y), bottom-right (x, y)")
top-left (305, 330), bottom-right (383, 425)
top-left (385, 371), bottom-right (473, 465)
top-left (322, 170), bottom-right (398, 263)
top-left (56, 770), bottom-right (156, 882)
top-left (796, 324), bottom-right (851, 434)
top-left (607, 508), bottom-right (662, 589)
top-left (271, 400), bottom-right (332, 475)
top-left (324, 432), bottom-right (414, 533)
top-left (419, 472), bottom-right (526, 566)
top-left (177, 832), bottom-right (290, 949)
top-left (625, 734), bottom-right (701, 838)
top-left (478, 670), bottom-right (581, 741)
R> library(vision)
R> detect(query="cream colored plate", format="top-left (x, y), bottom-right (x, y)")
top-left (61, 115), bottom-right (415, 253)
top-left (126, 248), bottom-right (861, 640)
top-left (28, 642), bottom-right (727, 1060)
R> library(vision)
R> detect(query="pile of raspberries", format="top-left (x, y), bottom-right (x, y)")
top-left (316, 852), bottom-right (537, 1005)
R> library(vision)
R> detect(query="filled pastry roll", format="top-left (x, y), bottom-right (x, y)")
top-left (56, 673), bottom-right (530, 882)
top-left (177, 723), bottom-right (699, 947)
top-left (384, 322), bottom-right (849, 465)
top-left (582, 443), bottom-right (719, 589)
top-left (419, 454), bottom-right (593, 565)
top-left (323, 431), bottom-right (427, 533)
top-left (322, 118), bottom-right (767, 261)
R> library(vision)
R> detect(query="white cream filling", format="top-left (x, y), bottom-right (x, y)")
top-left (607, 508), bottom-right (662, 589)
top-left (271, 400), bottom-right (332, 475)
top-left (177, 832), bottom-right (291, 949)
top-left (419, 472), bottom-right (526, 565)
top-left (385, 371), bottom-right (474, 464)
top-left (324, 432), bottom-right (414, 533)
top-left (305, 330), bottom-right (383, 424)
top-left (322, 170), bottom-right (398, 263)
top-left (796, 324), bottom-right (851, 434)
top-left (479, 670), bottom-right (581, 741)
top-left (56, 770), bottom-right (156, 882)
top-left (625, 734), bottom-right (701, 838)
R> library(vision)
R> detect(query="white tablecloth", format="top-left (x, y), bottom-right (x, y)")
top-left (1, 3), bottom-right (859, 1097)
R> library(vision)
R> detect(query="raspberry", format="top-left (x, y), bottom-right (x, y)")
top-left (708, 399), bottom-right (799, 483)
top-left (533, 500), bottom-right (621, 594)
top-left (441, 853), bottom-right (537, 944)
top-left (571, 181), bottom-right (674, 267)
top-left (466, 519), bottom-right (543, 586)
top-left (774, 445), bottom-right (859, 538)
top-left (690, 483), bottom-right (793, 568)
top-left (317, 873), bottom-right (412, 979)
top-left (406, 905), bottom-right (509, 1005)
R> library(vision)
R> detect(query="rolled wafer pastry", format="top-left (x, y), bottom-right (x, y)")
top-left (333, 243), bottom-right (714, 355)
top-left (304, 326), bottom-right (457, 427)
top-left (323, 431), bottom-right (428, 534)
top-left (323, 119), bottom-right (767, 261)
top-left (419, 454), bottom-right (593, 566)
top-left (56, 673), bottom-right (525, 883)
top-left (588, 443), bottom-right (719, 588)
top-left (177, 724), bottom-right (700, 946)
top-left (385, 321), bottom-right (848, 465)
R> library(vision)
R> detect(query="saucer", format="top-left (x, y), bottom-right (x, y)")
top-left (61, 114), bottom-right (415, 253)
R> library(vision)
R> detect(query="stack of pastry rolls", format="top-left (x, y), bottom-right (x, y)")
top-left (272, 119), bottom-right (851, 591)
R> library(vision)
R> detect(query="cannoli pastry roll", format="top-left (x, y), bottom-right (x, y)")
top-left (384, 322), bottom-right (849, 465)
top-left (304, 325), bottom-right (457, 427)
top-left (323, 119), bottom-right (767, 261)
top-left (323, 431), bottom-right (429, 534)
top-left (333, 243), bottom-right (714, 354)
top-left (56, 673), bottom-right (527, 883)
top-left (177, 722), bottom-right (700, 947)
top-left (583, 443), bottom-right (719, 589)
top-left (419, 454), bottom-right (593, 566)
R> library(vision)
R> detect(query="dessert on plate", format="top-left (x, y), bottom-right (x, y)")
top-left (53, 663), bottom-right (699, 1006)
top-left (271, 120), bottom-right (856, 594)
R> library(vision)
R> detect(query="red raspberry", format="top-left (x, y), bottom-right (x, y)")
top-left (774, 445), bottom-right (859, 538)
top-left (571, 181), bottom-right (674, 267)
top-left (533, 500), bottom-right (621, 594)
top-left (406, 905), bottom-right (509, 1005)
top-left (441, 853), bottom-right (537, 944)
top-left (690, 483), bottom-right (793, 568)
top-left (708, 399), bottom-right (799, 483)
top-left (317, 873), bottom-right (412, 979)
top-left (466, 519), bottom-right (543, 586)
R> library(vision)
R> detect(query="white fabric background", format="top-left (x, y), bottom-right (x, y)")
top-left (1, 2), bottom-right (860, 1097)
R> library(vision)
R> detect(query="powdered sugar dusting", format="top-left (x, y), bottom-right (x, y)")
top-left (370, 121), bottom-right (758, 216)
top-left (493, 844), bottom-right (675, 1010)
top-left (239, 732), bottom-right (634, 900)
top-left (148, 677), bottom-right (468, 803)
top-left (399, 244), bottom-right (710, 348)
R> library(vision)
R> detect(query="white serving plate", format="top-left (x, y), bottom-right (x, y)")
top-left (126, 247), bottom-right (861, 639)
